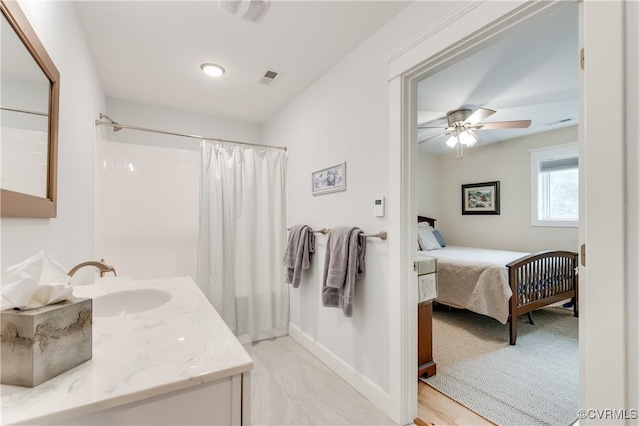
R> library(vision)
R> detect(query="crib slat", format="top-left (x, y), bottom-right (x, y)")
top-left (507, 250), bottom-right (579, 309)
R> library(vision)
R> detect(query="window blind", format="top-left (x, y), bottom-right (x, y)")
top-left (540, 156), bottom-right (578, 172)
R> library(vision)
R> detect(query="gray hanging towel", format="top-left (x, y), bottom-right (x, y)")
top-left (283, 225), bottom-right (315, 288)
top-left (322, 226), bottom-right (366, 317)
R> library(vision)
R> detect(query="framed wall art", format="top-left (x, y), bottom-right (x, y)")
top-left (312, 162), bottom-right (346, 195)
top-left (461, 181), bottom-right (500, 215)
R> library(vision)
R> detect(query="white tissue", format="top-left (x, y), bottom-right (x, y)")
top-left (1, 251), bottom-right (73, 310)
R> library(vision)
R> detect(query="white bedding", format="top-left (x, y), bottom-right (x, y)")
top-left (418, 246), bottom-right (529, 324)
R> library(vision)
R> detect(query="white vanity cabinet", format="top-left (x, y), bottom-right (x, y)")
top-left (61, 373), bottom-right (250, 426)
top-left (1, 278), bottom-right (253, 426)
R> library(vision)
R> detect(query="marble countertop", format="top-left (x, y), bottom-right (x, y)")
top-left (1, 277), bottom-right (253, 425)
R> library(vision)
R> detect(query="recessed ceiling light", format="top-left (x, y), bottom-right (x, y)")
top-left (201, 63), bottom-right (225, 77)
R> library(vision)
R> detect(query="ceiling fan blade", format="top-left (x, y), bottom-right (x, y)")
top-left (472, 119), bottom-right (532, 130)
top-left (464, 108), bottom-right (496, 126)
top-left (418, 131), bottom-right (450, 144)
top-left (417, 125), bottom-right (450, 129)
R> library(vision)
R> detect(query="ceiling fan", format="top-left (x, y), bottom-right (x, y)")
top-left (418, 108), bottom-right (531, 159)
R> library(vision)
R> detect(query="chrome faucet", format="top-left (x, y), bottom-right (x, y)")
top-left (68, 259), bottom-right (117, 277)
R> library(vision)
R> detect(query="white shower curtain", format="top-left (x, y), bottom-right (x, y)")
top-left (196, 141), bottom-right (288, 343)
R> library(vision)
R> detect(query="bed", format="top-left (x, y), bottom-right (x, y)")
top-left (418, 215), bottom-right (578, 345)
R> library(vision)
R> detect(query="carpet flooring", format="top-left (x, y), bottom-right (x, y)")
top-left (423, 305), bottom-right (579, 426)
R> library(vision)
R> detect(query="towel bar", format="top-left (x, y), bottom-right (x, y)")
top-left (360, 231), bottom-right (387, 240)
top-left (287, 227), bottom-right (328, 234)
top-left (286, 227), bottom-right (387, 240)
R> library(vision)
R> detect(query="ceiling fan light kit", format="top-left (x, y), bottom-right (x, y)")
top-left (458, 130), bottom-right (477, 147)
top-left (445, 136), bottom-right (458, 148)
top-left (418, 107), bottom-right (532, 159)
top-left (447, 108), bottom-right (474, 124)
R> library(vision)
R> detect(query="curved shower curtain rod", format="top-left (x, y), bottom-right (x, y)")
top-left (95, 113), bottom-right (287, 151)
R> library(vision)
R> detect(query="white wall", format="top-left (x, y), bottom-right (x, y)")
top-left (262, 1), bottom-right (463, 414)
top-left (433, 126), bottom-right (579, 253)
top-left (416, 153), bottom-right (440, 220)
top-left (1, 1), bottom-right (105, 282)
top-left (94, 99), bottom-right (261, 279)
top-left (104, 98), bottom-right (261, 151)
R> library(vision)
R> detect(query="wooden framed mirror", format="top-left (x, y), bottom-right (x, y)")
top-left (1, 0), bottom-right (59, 218)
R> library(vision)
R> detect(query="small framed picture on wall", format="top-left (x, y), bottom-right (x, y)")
top-left (461, 181), bottom-right (500, 215)
top-left (312, 162), bottom-right (346, 195)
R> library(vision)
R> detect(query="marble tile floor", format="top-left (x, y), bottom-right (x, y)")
top-left (243, 335), bottom-right (396, 426)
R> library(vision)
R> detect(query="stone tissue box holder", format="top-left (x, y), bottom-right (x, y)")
top-left (1, 297), bottom-right (92, 387)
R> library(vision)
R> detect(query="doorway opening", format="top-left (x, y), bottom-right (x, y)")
top-left (388, 4), bottom-right (579, 424)
top-left (413, 4), bottom-right (580, 424)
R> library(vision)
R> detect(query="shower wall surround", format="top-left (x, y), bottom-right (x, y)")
top-left (96, 139), bottom-right (199, 279)
top-left (94, 99), bottom-right (262, 281)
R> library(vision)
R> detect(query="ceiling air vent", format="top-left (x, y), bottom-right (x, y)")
top-left (258, 69), bottom-right (280, 86)
top-left (218, 0), bottom-right (270, 23)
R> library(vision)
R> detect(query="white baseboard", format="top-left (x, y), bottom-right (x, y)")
top-left (288, 323), bottom-right (391, 417)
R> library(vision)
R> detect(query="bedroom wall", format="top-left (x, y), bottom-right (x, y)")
top-left (433, 125), bottom-right (579, 253)
top-left (416, 153), bottom-right (440, 220)
top-left (1, 1), bottom-right (105, 282)
top-left (261, 0), bottom-right (463, 415)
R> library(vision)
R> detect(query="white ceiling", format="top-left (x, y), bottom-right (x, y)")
top-left (74, 1), bottom-right (409, 124)
top-left (417, 3), bottom-right (579, 155)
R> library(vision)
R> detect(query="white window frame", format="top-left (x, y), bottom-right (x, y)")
top-left (530, 143), bottom-right (579, 227)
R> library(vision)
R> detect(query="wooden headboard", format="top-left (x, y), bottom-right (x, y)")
top-left (418, 216), bottom-right (436, 228)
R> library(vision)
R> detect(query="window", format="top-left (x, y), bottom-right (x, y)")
top-left (530, 143), bottom-right (579, 227)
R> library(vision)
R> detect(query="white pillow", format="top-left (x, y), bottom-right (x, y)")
top-left (417, 224), bottom-right (441, 251)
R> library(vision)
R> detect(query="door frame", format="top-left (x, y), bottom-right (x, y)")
top-left (387, 1), bottom-right (630, 423)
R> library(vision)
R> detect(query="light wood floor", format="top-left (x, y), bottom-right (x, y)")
top-left (245, 335), bottom-right (492, 426)
top-left (417, 381), bottom-right (494, 426)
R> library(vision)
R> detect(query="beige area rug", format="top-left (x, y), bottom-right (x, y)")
top-left (422, 305), bottom-right (579, 426)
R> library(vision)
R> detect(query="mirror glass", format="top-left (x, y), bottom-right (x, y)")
top-left (1, 12), bottom-right (50, 197)
top-left (0, 0), bottom-right (59, 218)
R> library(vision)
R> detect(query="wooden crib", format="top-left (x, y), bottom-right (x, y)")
top-left (507, 250), bottom-right (578, 344)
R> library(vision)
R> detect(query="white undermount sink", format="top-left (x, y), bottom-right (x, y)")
top-left (92, 289), bottom-right (171, 317)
